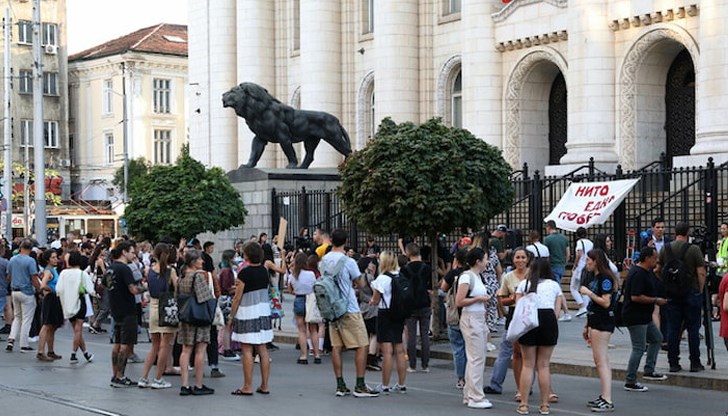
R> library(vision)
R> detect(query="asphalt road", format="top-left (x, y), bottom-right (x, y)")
top-left (0, 328), bottom-right (726, 416)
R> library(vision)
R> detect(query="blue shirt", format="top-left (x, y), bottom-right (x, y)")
top-left (8, 254), bottom-right (39, 296)
top-left (0, 257), bottom-right (9, 289)
top-left (320, 251), bottom-right (362, 314)
top-left (44, 267), bottom-right (59, 293)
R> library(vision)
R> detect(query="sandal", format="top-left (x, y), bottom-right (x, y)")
top-left (256, 387), bottom-right (270, 395)
top-left (539, 404), bottom-right (550, 415)
top-left (231, 389), bottom-right (253, 396)
top-left (548, 393), bottom-right (559, 403)
top-left (297, 358), bottom-right (308, 365)
top-left (516, 404), bottom-right (529, 415)
top-left (514, 393), bottom-right (522, 402)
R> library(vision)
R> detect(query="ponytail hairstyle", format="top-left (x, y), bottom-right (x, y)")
top-left (153, 243), bottom-right (170, 276)
top-left (527, 258), bottom-right (552, 293)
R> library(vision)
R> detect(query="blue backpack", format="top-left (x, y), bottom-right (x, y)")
top-left (314, 256), bottom-right (350, 322)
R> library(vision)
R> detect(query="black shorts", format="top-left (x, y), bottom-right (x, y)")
top-left (364, 316), bottom-right (377, 336)
top-left (587, 313), bottom-right (615, 333)
top-left (69, 295), bottom-right (87, 322)
top-left (376, 309), bottom-right (404, 343)
top-left (41, 292), bottom-right (64, 327)
top-left (519, 309), bottom-right (559, 346)
top-left (113, 314), bottom-right (138, 345)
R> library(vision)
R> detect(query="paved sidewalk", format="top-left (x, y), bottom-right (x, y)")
top-left (273, 293), bottom-right (728, 391)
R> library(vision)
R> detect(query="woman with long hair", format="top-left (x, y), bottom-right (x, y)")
top-left (56, 251), bottom-right (95, 364)
top-left (580, 248), bottom-right (617, 412)
top-left (456, 247), bottom-right (493, 409)
top-left (230, 242), bottom-right (273, 396)
top-left (88, 244), bottom-right (110, 334)
top-left (138, 243), bottom-right (178, 389)
top-left (370, 250), bottom-right (407, 393)
top-left (219, 249), bottom-right (239, 361)
top-left (37, 249), bottom-right (63, 362)
top-left (288, 252), bottom-right (318, 364)
top-left (357, 257), bottom-right (379, 371)
top-left (177, 249), bottom-right (215, 396)
top-left (516, 258), bottom-right (565, 415)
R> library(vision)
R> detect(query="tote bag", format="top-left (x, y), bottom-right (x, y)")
top-left (506, 282), bottom-right (540, 343)
top-left (158, 270), bottom-right (179, 327)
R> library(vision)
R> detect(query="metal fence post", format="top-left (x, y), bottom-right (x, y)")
top-left (613, 165), bottom-right (627, 267)
top-left (530, 170), bottom-right (543, 232)
top-left (706, 157), bottom-right (718, 256)
top-left (324, 191), bottom-right (332, 233)
top-left (588, 157), bottom-right (595, 180)
top-left (271, 188), bottom-right (279, 236)
top-left (299, 187), bottom-right (309, 232)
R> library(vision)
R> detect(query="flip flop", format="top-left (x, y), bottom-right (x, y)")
top-left (231, 389), bottom-right (253, 396)
top-left (256, 387), bottom-right (270, 395)
top-left (548, 393), bottom-right (559, 403)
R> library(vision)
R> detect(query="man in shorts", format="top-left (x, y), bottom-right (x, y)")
top-left (320, 229), bottom-right (379, 398)
top-left (108, 241), bottom-right (147, 388)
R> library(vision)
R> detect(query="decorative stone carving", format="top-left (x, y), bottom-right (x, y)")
top-left (686, 5), bottom-right (698, 17)
top-left (611, 5), bottom-right (697, 31)
top-left (491, 0), bottom-right (568, 23)
top-left (641, 15), bottom-right (652, 26)
top-left (618, 25), bottom-right (700, 170)
top-left (356, 70), bottom-right (375, 150)
top-left (505, 48), bottom-right (568, 168)
top-left (436, 55), bottom-right (462, 124)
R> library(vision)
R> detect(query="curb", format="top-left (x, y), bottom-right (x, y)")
top-left (274, 332), bottom-right (728, 392)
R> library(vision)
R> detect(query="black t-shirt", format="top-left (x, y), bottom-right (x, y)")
top-left (108, 261), bottom-right (137, 319)
top-left (79, 255), bottom-right (90, 272)
top-left (443, 267), bottom-right (464, 288)
top-left (402, 260), bottom-right (433, 308)
top-left (202, 252), bottom-right (215, 273)
top-left (622, 265), bottom-right (657, 326)
top-left (261, 243), bottom-right (274, 263)
top-left (238, 264), bottom-right (270, 294)
top-left (586, 273), bottom-right (615, 320)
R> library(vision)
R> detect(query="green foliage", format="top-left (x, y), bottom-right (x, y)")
top-left (338, 117), bottom-right (514, 237)
top-left (124, 145), bottom-right (247, 241)
top-left (112, 157), bottom-right (151, 194)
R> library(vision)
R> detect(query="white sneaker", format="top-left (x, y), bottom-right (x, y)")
top-left (576, 308), bottom-right (588, 317)
top-left (137, 377), bottom-right (150, 388)
top-left (150, 378), bottom-right (172, 389)
top-left (467, 399), bottom-right (493, 409)
top-left (558, 314), bottom-right (572, 322)
top-left (486, 342), bottom-right (497, 352)
top-left (374, 384), bottom-right (390, 394)
top-left (391, 384), bottom-right (407, 394)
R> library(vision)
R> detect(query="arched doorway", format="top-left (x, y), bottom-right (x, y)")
top-left (548, 73), bottom-right (567, 165)
top-left (665, 49), bottom-right (695, 164)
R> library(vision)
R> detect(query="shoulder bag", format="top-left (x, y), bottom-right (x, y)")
top-left (178, 272), bottom-right (217, 327)
top-left (506, 281), bottom-right (540, 343)
top-left (158, 269), bottom-right (180, 327)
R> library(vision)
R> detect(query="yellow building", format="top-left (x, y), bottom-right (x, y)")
top-left (68, 23), bottom-right (187, 203)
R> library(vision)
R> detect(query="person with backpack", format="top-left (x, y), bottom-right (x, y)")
top-left (439, 249), bottom-right (468, 390)
top-left (455, 247), bottom-right (494, 409)
top-left (655, 222), bottom-right (706, 373)
top-left (571, 227), bottom-right (594, 318)
top-left (402, 243), bottom-right (433, 373)
top-left (369, 251), bottom-right (408, 393)
top-left (579, 249), bottom-right (618, 412)
top-left (319, 229), bottom-right (379, 398)
top-left (621, 246), bottom-right (668, 393)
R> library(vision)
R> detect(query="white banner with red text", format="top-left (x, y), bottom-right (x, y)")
top-left (544, 178), bottom-right (640, 232)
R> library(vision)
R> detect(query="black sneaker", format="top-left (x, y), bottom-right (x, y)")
top-left (669, 364), bottom-right (682, 373)
top-left (5, 344), bottom-right (13, 352)
top-left (267, 342), bottom-right (279, 351)
top-left (0, 324), bottom-right (11, 334)
top-left (690, 363), bottom-right (705, 373)
top-left (643, 372), bottom-right (667, 381)
top-left (353, 384), bottom-right (380, 398)
top-left (19, 346), bottom-right (34, 353)
top-left (192, 385), bottom-right (215, 395)
top-left (624, 383), bottom-right (648, 392)
top-left (591, 398), bottom-right (614, 412)
top-left (335, 386), bottom-right (351, 397)
top-left (111, 377), bottom-right (137, 388)
top-left (180, 386), bottom-right (193, 396)
top-left (587, 396), bottom-right (605, 407)
top-left (483, 386), bottom-right (502, 394)
top-left (88, 326), bottom-right (100, 335)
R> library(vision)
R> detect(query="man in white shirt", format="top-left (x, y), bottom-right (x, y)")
top-left (526, 230), bottom-right (550, 259)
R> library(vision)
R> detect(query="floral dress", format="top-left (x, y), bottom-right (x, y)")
top-left (480, 248), bottom-right (501, 333)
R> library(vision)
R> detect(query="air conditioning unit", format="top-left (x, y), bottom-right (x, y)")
top-left (44, 44), bottom-right (57, 55)
top-left (60, 159), bottom-right (71, 168)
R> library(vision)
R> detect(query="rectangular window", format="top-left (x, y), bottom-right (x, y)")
top-left (20, 119), bottom-right (32, 147)
top-left (104, 133), bottom-right (114, 164)
top-left (362, 0), bottom-right (374, 34)
top-left (18, 20), bottom-right (32, 44)
top-left (292, 0), bottom-right (300, 51)
top-left (153, 78), bottom-right (171, 114)
top-left (43, 72), bottom-right (58, 96)
top-left (154, 129), bottom-right (172, 164)
top-left (446, 0), bottom-right (461, 14)
top-left (42, 23), bottom-right (58, 46)
top-left (18, 70), bottom-right (32, 94)
top-left (102, 79), bottom-right (113, 114)
top-left (44, 121), bottom-right (59, 148)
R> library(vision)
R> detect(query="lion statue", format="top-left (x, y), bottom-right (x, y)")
top-left (222, 82), bottom-right (352, 169)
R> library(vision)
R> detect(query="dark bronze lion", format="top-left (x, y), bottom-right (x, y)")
top-left (222, 82), bottom-right (352, 169)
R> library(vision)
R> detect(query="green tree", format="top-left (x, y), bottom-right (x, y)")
top-left (124, 145), bottom-right (247, 241)
top-left (338, 117), bottom-right (514, 336)
top-left (112, 157), bottom-right (151, 195)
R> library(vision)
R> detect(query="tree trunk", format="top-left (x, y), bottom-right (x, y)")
top-left (430, 232), bottom-right (442, 339)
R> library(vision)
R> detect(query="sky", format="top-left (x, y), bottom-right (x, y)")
top-left (66, 0), bottom-right (188, 54)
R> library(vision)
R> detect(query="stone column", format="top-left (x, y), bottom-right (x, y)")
top-left (188, 0), bottom-right (238, 171)
top-left (461, 0), bottom-right (501, 147)
top-left (561, 0), bottom-right (618, 168)
top-left (690, 0), bottom-right (728, 161)
top-left (300, 1), bottom-right (342, 168)
top-left (374, 0), bottom-right (419, 124)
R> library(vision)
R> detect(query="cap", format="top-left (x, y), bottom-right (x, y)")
top-left (187, 238), bottom-right (200, 247)
top-left (461, 237), bottom-right (472, 245)
top-left (496, 224), bottom-right (508, 232)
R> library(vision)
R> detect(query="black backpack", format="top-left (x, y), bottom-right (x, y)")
top-left (401, 263), bottom-right (430, 309)
top-left (385, 271), bottom-right (416, 320)
top-left (662, 243), bottom-right (691, 299)
top-left (610, 287), bottom-right (625, 327)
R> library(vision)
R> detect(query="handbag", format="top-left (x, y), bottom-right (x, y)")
top-left (158, 269), bottom-right (179, 327)
top-left (506, 282), bottom-right (540, 343)
top-left (207, 272), bottom-right (224, 327)
top-left (305, 292), bottom-right (322, 323)
top-left (178, 272), bottom-right (217, 327)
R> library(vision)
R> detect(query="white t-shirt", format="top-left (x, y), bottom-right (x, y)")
top-left (290, 270), bottom-right (316, 295)
top-left (516, 279), bottom-right (563, 310)
top-left (458, 270), bottom-right (487, 313)
top-left (573, 239), bottom-right (594, 272)
top-left (526, 242), bottom-right (550, 259)
top-left (371, 271), bottom-right (398, 309)
top-left (320, 251), bottom-right (362, 313)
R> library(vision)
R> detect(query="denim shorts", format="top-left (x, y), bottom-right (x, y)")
top-left (293, 295), bottom-right (306, 317)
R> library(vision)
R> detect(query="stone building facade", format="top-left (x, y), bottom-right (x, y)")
top-left (188, 0), bottom-right (723, 176)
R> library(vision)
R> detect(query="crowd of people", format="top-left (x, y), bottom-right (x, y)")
top-left (0, 216), bottom-right (724, 413)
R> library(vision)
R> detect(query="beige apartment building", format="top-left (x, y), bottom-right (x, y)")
top-left (68, 24), bottom-right (187, 203)
top-left (0, 0), bottom-right (70, 198)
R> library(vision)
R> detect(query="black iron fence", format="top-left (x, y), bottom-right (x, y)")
top-left (271, 155), bottom-right (728, 264)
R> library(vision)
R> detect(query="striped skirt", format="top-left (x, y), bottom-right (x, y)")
top-left (231, 287), bottom-right (273, 345)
